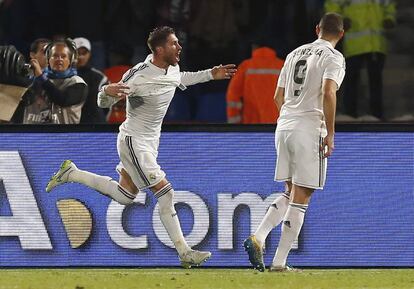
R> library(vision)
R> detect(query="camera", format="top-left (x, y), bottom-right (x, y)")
top-left (0, 45), bottom-right (32, 87)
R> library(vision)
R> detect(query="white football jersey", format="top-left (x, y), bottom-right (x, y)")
top-left (99, 55), bottom-right (213, 154)
top-left (276, 39), bottom-right (345, 135)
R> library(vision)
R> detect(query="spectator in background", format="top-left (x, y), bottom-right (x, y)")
top-left (0, 0), bottom-right (59, 55)
top-left (104, 43), bottom-right (133, 124)
top-left (104, 43), bottom-right (133, 83)
top-left (74, 37), bottom-right (108, 124)
top-left (325, 0), bottom-right (396, 121)
top-left (11, 38), bottom-right (51, 123)
top-left (29, 38), bottom-right (50, 69)
top-left (156, 0), bottom-right (191, 69)
top-left (67, 0), bottom-right (106, 70)
top-left (176, 0), bottom-right (247, 123)
top-left (105, 0), bottom-right (157, 64)
top-left (11, 38), bottom-right (50, 123)
top-left (17, 39), bottom-right (87, 124)
top-left (188, 0), bottom-right (243, 68)
top-left (226, 40), bottom-right (284, 124)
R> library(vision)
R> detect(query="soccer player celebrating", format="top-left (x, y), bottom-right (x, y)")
top-left (46, 26), bottom-right (236, 268)
top-left (244, 13), bottom-right (346, 272)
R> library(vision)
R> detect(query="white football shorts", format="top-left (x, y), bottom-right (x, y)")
top-left (116, 133), bottom-right (166, 189)
top-left (275, 130), bottom-right (327, 190)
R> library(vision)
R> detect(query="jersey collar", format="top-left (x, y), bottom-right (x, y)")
top-left (145, 54), bottom-right (167, 73)
top-left (313, 38), bottom-right (335, 50)
top-left (145, 54), bottom-right (178, 75)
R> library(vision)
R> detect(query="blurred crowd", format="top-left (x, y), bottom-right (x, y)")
top-left (0, 0), bottom-right (412, 124)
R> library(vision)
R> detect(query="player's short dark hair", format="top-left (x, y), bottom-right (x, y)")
top-left (319, 12), bottom-right (344, 36)
top-left (147, 26), bottom-right (175, 53)
top-left (30, 38), bottom-right (51, 53)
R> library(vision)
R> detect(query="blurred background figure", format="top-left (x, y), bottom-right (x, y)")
top-left (103, 43), bottom-right (133, 124)
top-left (29, 38), bottom-right (50, 70)
top-left (11, 38), bottom-right (51, 123)
top-left (104, 43), bottom-right (133, 83)
top-left (1, 0), bottom-right (412, 124)
top-left (156, 0), bottom-right (191, 69)
top-left (325, 0), bottom-right (396, 121)
top-left (18, 39), bottom-right (87, 124)
top-left (106, 0), bottom-right (156, 64)
top-left (226, 40), bottom-right (284, 124)
top-left (74, 37), bottom-right (108, 124)
top-left (67, 0), bottom-right (106, 70)
top-left (164, 0), bottom-right (243, 123)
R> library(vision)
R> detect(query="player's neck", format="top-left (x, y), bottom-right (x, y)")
top-left (151, 56), bottom-right (169, 70)
top-left (319, 35), bottom-right (338, 48)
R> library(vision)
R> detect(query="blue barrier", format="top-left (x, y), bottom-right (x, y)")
top-left (0, 131), bottom-right (413, 267)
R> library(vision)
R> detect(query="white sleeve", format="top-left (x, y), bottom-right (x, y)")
top-left (180, 69), bottom-right (213, 87)
top-left (97, 88), bottom-right (121, 108)
top-left (323, 54), bottom-right (346, 90)
top-left (98, 74), bottom-right (108, 89)
top-left (277, 53), bottom-right (291, 88)
top-left (277, 65), bottom-right (287, 88)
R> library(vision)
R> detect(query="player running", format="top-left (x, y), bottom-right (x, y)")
top-left (244, 13), bottom-right (346, 272)
top-left (46, 26), bottom-right (236, 268)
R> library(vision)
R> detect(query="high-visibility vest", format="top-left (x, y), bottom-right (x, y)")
top-left (325, 0), bottom-right (396, 58)
top-left (226, 47), bottom-right (284, 124)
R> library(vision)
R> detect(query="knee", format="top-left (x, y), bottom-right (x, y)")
top-left (119, 169), bottom-right (139, 194)
top-left (117, 184), bottom-right (137, 205)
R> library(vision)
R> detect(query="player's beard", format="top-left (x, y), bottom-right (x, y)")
top-left (165, 52), bottom-right (180, 66)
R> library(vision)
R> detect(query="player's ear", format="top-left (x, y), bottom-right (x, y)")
top-left (315, 25), bottom-right (320, 36)
top-left (339, 29), bottom-right (345, 40)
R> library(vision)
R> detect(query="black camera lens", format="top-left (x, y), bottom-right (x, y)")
top-left (0, 46), bottom-right (32, 87)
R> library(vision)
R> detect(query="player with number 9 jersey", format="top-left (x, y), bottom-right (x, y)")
top-left (276, 39), bottom-right (345, 136)
top-left (275, 37), bottom-right (345, 190)
top-left (244, 13), bottom-right (346, 273)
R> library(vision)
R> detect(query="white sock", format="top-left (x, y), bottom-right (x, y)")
top-left (155, 183), bottom-right (190, 256)
top-left (254, 191), bottom-right (290, 246)
top-left (69, 169), bottom-right (135, 205)
top-left (272, 202), bottom-right (308, 267)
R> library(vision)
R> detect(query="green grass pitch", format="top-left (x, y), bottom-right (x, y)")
top-left (1, 268), bottom-right (414, 289)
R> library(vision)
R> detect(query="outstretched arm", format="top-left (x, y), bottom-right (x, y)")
top-left (180, 64), bottom-right (236, 87)
top-left (211, 64), bottom-right (237, 80)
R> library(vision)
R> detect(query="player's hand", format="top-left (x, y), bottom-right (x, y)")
top-left (103, 83), bottom-right (130, 99)
top-left (321, 134), bottom-right (334, 158)
top-left (211, 64), bottom-right (237, 80)
top-left (30, 58), bottom-right (43, 77)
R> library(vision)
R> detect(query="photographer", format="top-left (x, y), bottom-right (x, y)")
top-left (11, 38), bottom-right (50, 123)
top-left (13, 39), bottom-right (87, 124)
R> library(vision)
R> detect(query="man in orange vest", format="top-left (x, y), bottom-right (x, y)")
top-left (226, 41), bottom-right (284, 124)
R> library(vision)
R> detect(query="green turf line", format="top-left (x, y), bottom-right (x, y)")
top-left (1, 269), bottom-right (414, 289)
